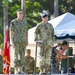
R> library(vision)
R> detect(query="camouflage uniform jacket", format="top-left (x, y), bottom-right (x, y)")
top-left (23, 56), bottom-right (34, 74)
top-left (10, 18), bottom-right (28, 43)
top-left (35, 22), bottom-right (54, 42)
top-left (34, 22), bottom-right (54, 66)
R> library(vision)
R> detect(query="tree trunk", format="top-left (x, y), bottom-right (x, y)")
top-left (4, 0), bottom-right (8, 41)
top-left (21, 0), bottom-right (26, 18)
top-left (54, 0), bottom-right (58, 17)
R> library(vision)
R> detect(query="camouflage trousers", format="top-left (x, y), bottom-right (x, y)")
top-left (39, 41), bottom-right (52, 73)
top-left (14, 42), bottom-right (26, 70)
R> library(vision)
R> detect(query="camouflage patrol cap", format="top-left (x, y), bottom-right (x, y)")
top-left (26, 49), bottom-right (31, 52)
top-left (17, 9), bottom-right (23, 13)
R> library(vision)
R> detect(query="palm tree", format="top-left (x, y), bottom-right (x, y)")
top-left (54, 0), bottom-right (58, 17)
top-left (3, 0), bottom-right (9, 40)
top-left (21, 0), bottom-right (26, 18)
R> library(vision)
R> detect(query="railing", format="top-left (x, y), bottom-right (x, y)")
top-left (34, 40), bottom-right (44, 75)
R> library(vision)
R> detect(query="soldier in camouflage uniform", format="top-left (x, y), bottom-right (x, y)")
top-left (10, 9), bottom-right (28, 73)
top-left (23, 49), bottom-right (34, 74)
top-left (34, 11), bottom-right (54, 74)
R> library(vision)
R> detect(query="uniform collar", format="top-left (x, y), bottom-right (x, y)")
top-left (42, 21), bottom-right (48, 24)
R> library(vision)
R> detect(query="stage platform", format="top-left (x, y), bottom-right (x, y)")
top-left (0, 74), bottom-right (75, 75)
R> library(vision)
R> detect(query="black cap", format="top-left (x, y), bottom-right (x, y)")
top-left (17, 9), bottom-right (23, 13)
top-left (61, 40), bottom-right (68, 46)
top-left (40, 10), bottom-right (48, 18)
top-left (41, 13), bottom-right (48, 18)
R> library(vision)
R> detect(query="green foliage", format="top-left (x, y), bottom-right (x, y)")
top-left (0, 18), bottom-right (4, 48)
top-left (8, 1), bottom-right (20, 21)
top-left (59, 0), bottom-right (75, 14)
top-left (0, 1), bottom-right (3, 18)
top-left (4, 0), bottom-right (9, 6)
top-left (26, 1), bottom-right (42, 27)
top-left (0, 43), bottom-right (4, 49)
top-left (0, 34), bottom-right (3, 44)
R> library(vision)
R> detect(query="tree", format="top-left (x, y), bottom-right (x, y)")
top-left (59, 0), bottom-right (75, 15)
top-left (0, 1), bottom-right (4, 48)
top-left (3, 0), bottom-right (9, 37)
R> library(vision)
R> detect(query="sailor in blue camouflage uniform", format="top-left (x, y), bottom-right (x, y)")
top-left (10, 9), bottom-right (28, 73)
top-left (34, 11), bottom-right (54, 74)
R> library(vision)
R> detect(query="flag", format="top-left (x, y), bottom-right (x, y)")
top-left (3, 28), bottom-right (10, 74)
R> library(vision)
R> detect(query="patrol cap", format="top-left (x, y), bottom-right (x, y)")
top-left (17, 9), bottom-right (23, 13)
top-left (26, 49), bottom-right (31, 52)
top-left (40, 10), bottom-right (48, 18)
